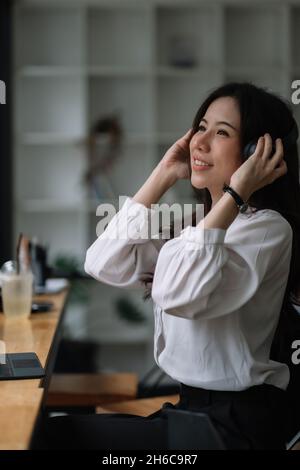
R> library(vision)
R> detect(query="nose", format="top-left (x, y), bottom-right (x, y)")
top-left (193, 130), bottom-right (210, 152)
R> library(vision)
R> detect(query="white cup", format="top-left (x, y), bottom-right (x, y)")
top-left (0, 261), bottom-right (33, 320)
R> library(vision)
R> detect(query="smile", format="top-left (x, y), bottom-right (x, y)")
top-left (192, 158), bottom-right (213, 171)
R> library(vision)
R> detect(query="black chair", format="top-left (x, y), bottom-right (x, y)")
top-left (165, 408), bottom-right (226, 450)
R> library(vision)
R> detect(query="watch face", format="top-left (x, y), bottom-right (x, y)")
top-left (239, 203), bottom-right (249, 213)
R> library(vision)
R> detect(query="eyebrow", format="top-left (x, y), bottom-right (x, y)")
top-left (200, 117), bottom-right (238, 132)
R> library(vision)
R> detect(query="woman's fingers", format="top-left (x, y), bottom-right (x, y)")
top-left (252, 136), bottom-right (265, 157)
top-left (261, 133), bottom-right (274, 162)
top-left (259, 134), bottom-right (284, 168)
top-left (265, 139), bottom-right (286, 182)
top-left (264, 137), bottom-right (286, 181)
top-left (250, 134), bottom-right (286, 187)
top-left (256, 134), bottom-right (285, 171)
top-left (270, 138), bottom-right (284, 168)
top-left (272, 139), bottom-right (287, 178)
top-left (175, 129), bottom-right (193, 155)
top-left (181, 128), bottom-right (193, 142)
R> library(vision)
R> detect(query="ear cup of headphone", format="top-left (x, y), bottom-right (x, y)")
top-left (243, 122), bottom-right (299, 159)
top-left (243, 140), bottom-right (276, 158)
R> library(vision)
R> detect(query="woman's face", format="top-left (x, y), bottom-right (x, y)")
top-left (190, 96), bottom-right (242, 196)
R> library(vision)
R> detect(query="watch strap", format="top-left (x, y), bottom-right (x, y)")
top-left (223, 184), bottom-right (249, 213)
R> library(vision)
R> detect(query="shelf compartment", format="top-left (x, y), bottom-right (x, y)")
top-left (87, 6), bottom-right (151, 67)
top-left (88, 77), bottom-right (154, 135)
top-left (224, 6), bottom-right (285, 68)
top-left (155, 5), bottom-right (220, 68)
top-left (15, 145), bottom-right (86, 202)
top-left (15, 6), bottom-right (84, 67)
top-left (17, 77), bottom-right (85, 134)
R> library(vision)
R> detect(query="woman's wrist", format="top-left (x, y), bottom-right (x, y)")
top-left (133, 163), bottom-right (177, 208)
top-left (154, 161), bottom-right (178, 187)
top-left (229, 178), bottom-right (252, 203)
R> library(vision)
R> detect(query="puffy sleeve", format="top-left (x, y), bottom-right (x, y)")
top-left (151, 212), bottom-right (293, 320)
top-left (84, 197), bottom-right (164, 288)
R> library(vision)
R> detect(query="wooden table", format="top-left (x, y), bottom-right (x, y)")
top-left (0, 288), bottom-right (69, 450)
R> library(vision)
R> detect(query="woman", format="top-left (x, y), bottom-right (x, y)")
top-left (44, 82), bottom-right (300, 450)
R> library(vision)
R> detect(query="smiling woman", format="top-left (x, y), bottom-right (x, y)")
top-left (40, 82), bottom-right (300, 450)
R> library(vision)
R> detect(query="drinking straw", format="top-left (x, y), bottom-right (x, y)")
top-left (16, 233), bottom-right (23, 275)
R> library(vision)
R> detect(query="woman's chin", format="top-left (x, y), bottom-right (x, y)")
top-left (191, 175), bottom-right (207, 190)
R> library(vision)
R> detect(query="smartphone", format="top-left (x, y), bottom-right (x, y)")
top-left (31, 301), bottom-right (53, 313)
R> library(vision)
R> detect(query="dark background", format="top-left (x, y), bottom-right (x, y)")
top-left (0, 0), bottom-right (13, 265)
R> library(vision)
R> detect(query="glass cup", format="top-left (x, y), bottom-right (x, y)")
top-left (0, 261), bottom-right (33, 320)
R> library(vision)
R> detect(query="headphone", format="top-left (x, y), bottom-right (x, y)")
top-left (243, 122), bottom-right (299, 158)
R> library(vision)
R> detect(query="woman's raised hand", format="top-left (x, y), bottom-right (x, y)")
top-left (159, 129), bottom-right (193, 181)
top-left (230, 134), bottom-right (287, 201)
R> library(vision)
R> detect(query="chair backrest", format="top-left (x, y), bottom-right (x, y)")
top-left (165, 408), bottom-right (226, 450)
top-left (270, 302), bottom-right (300, 441)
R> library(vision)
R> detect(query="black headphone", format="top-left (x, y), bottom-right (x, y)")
top-left (243, 122), bottom-right (299, 158)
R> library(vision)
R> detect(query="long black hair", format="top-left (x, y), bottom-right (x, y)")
top-left (190, 82), bottom-right (300, 310)
top-left (143, 82), bottom-right (300, 311)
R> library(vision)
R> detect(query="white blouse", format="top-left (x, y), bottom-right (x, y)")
top-left (85, 197), bottom-right (293, 391)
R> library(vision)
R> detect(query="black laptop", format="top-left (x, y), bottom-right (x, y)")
top-left (0, 352), bottom-right (45, 380)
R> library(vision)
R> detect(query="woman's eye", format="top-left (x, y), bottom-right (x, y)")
top-left (197, 125), bottom-right (229, 136)
top-left (217, 129), bottom-right (229, 136)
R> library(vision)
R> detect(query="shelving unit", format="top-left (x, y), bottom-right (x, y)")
top-left (13, 0), bottom-right (300, 374)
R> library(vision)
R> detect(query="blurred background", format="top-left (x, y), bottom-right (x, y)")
top-left (1, 0), bottom-right (300, 385)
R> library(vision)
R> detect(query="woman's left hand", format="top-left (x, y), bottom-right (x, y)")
top-left (230, 133), bottom-right (287, 201)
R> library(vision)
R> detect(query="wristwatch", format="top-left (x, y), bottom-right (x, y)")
top-left (222, 184), bottom-right (249, 213)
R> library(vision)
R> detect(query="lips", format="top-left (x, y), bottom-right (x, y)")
top-left (192, 162), bottom-right (213, 171)
top-left (191, 153), bottom-right (213, 166)
top-left (191, 154), bottom-right (213, 172)
top-left (192, 157), bottom-right (213, 166)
